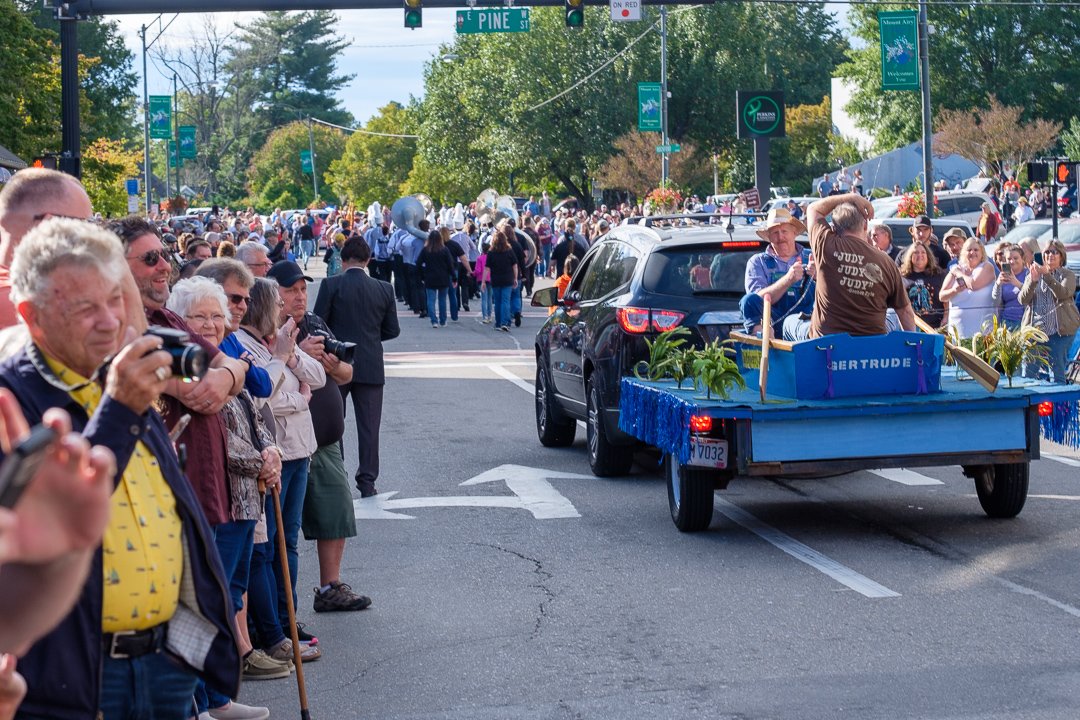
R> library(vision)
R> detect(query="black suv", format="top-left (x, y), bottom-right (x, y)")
top-left (532, 216), bottom-right (773, 477)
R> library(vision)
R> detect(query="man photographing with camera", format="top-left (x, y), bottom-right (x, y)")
top-left (0, 218), bottom-right (239, 719)
top-left (268, 260), bottom-right (373, 613)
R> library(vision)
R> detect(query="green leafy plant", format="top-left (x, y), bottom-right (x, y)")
top-left (668, 347), bottom-right (698, 390)
top-left (969, 317), bottom-right (1049, 387)
top-left (691, 340), bottom-right (746, 400)
top-left (635, 326), bottom-right (691, 381)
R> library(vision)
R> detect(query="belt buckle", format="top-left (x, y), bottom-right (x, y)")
top-left (109, 630), bottom-right (136, 659)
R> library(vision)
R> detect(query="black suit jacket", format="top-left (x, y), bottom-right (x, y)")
top-left (314, 266), bottom-right (400, 384)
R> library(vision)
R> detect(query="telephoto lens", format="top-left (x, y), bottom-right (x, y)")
top-left (321, 336), bottom-right (357, 364)
top-left (145, 326), bottom-right (208, 379)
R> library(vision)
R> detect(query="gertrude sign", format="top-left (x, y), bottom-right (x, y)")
top-left (456, 8), bottom-right (530, 34)
top-left (878, 11), bottom-right (920, 90)
top-left (736, 91), bottom-right (785, 139)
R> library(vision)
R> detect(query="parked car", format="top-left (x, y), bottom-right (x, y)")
top-left (531, 216), bottom-right (784, 477)
top-left (762, 196), bottom-right (817, 214)
top-left (873, 189), bottom-right (994, 227)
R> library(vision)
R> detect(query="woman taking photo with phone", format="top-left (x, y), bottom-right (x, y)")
top-left (992, 244), bottom-right (1027, 330)
top-left (1019, 239), bottom-right (1079, 383)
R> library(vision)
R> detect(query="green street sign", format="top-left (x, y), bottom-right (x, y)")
top-left (879, 11), bottom-right (920, 90)
top-left (300, 149), bottom-right (313, 174)
top-left (178, 126), bottom-right (197, 159)
top-left (655, 144), bottom-right (681, 153)
top-left (736, 90), bottom-right (785, 139)
top-left (149, 96), bottom-right (172, 140)
top-left (456, 8), bottom-right (530, 34)
top-left (638, 83), bottom-right (662, 132)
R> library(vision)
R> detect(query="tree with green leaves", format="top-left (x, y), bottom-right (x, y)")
top-left (327, 102), bottom-right (418, 207)
top-left (247, 121), bottom-right (346, 210)
top-left (596, 130), bottom-right (710, 200)
top-left (0, 0), bottom-right (60, 161)
top-left (771, 97), bottom-right (862, 194)
top-left (82, 138), bottom-right (141, 217)
top-left (227, 10), bottom-right (354, 130)
top-left (838, 2), bottom-right (1080, 154)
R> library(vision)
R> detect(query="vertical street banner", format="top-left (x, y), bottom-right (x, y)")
top-left (878, 11), bottom-right (920, 90)
top-left (168, 140), bottom-right (180, 169)
top-left (637, 83), bottom-right (662, 132)
top-left (149, 96), bottom-right (172, 140)
top-left (300, 149), bottom-right (313, 174)
top-left (178, 126), bottom-right (197, 158)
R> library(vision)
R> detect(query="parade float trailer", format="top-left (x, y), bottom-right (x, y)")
top-left (618, 329), bottom-right (1080, 532)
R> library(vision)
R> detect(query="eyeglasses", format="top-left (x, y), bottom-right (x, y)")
top-left (186, 313), bottom-right (226, 325)
top-left (1044, 249), bottom-right (1061, 256)
top-left (128, 248), bottom-right (168, 267)
top-left (247, 261), bottom-right (273, 270)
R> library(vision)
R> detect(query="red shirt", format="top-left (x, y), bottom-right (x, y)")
top-left (147, 306), bottom-right (231, 525)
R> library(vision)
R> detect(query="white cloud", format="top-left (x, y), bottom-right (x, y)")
top-left (113, 9), bottom-right (458, 126)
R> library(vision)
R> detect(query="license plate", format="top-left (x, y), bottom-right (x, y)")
top-left (688, 437), bottom-right (728, 469)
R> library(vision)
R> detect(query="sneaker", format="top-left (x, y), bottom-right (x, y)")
top-left (482, 317), bottom-right (493, 324)
top-left (242, 649), bottom-right (291, 680)
top-left (514, 313), bottom-right (522, 327)
top-left (499, 326), bottom-right (511, 333)
top-left (295, 622), bottom-right (318, 646)
top-left (267, 638), bottom-right (321, 663)
top-left (450, 318), bottom-right (460, 323)
top-left (314, 580), bottom-right (373, 613)
top-left (207, 701), bottom-right (271, 720)
top-left (432, 323), bottom-right (439, 328)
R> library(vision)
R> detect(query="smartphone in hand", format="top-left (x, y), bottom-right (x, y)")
top-left (0, 425), bottom-right (59, 509)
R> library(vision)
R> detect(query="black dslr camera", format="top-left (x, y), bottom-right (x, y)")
top-left (315, 334), bottom-right (356, 364)
top-left (146, 326), bottom-right (208, 379)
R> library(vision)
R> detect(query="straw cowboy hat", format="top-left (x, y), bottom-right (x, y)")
top-left (755, 207), bottom-right (807, 241)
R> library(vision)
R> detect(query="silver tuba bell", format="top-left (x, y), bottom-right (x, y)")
top-left (494, 194), bottom-right (519, 225)
top-left (390, 196), bottom-right (429, 241)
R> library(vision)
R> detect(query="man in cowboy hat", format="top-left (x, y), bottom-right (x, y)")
top-left (908, 215), bottom-right (951, 268)
top-left (783, 193), bottom-right (913, 340)
top-left (739, 207), bottom-right (815, 335)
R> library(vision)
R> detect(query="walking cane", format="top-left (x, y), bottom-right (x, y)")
top-left (271, 483), bottom-right (312, 720)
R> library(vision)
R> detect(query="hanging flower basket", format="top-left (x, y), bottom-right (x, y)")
top-left (895, 182), bottom-right (942, 218)
top-left (645, 187), bottom-right (683, 216)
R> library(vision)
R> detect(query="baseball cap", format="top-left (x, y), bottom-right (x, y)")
top-left (267, 260), bottom-right (313, 288)
top-left (911, 215), bottom-right (933, 228)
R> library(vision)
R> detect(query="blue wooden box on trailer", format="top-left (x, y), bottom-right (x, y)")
top-left (618, 329), bottom-right (1080, 532)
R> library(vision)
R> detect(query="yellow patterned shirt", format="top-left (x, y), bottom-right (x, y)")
top-left (45, 355), bottom-right (183, 633)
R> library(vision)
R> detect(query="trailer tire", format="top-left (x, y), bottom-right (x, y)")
top-left (666, 454), bottom-right (714, 532)
top-left (972, 462), bottom-right (1029, 518)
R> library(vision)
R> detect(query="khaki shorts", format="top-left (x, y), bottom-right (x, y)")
top-left (301, 444), bottom-right (358, 540)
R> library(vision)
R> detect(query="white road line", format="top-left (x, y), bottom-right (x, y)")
top-left (489, 364), bottom-right (587, 429)
top-left (388, 361), bottom-right (534, 371)
top-left (994, 577), bottom-right (1080, 619)
top-left (869, 468), bottom-right (945, 486)
top-left (1044, 454), bottom-right (1080, 467)
top-left (713, 498), bottom-right (901, 599)
top-left (1025, 494), bottom-right (1080, 501)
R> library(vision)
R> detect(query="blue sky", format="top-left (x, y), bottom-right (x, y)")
top-left (115, 10), bottom-right (462, 127)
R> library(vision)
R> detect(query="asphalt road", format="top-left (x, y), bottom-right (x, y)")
top-left (244, 269), bottom-right (1080, 720)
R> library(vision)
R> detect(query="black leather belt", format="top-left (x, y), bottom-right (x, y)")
top-left (104, 624), bottom-right (167, 659)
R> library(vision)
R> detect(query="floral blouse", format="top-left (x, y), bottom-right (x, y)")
top-left (219, 389), bottom-right (274, 522)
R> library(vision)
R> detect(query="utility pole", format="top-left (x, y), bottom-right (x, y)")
top-left (307, 117), bottom-right (319, 202)
top-left (918, 0), bottom-right (933, 213)
top-left (140, 24), bottom-right (152, 214)
top-left (173, 73), bottom-right (181, 200)
top-left (659, 4), bottom-right (669, 186)
top-left (58, 6), bottom-right (81, 178)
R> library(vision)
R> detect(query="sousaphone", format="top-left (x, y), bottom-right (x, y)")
top-left (390, 196), bottom-right (429, 241)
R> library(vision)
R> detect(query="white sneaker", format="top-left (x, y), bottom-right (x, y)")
top-left (207, 702), bottom-right (270, 720)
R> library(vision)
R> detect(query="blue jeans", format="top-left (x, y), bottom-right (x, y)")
top-left (511, 284), bottom-right (523, 317)
top-left (273, 458), bottom-right (309, 628)
top-left (481, 283), bottom-right (493, 319)
top-left (426, 287), bottom-right (449, 325)
top-left (214, 519), bottom-right (256, 613)
top-left (248, 538), bottom-right (285, 648)
top-left (300, 238), bottom-right (315, 262)
top-left (99, 651), bottom-right (198, 720)
top-left (539, 244), bottom-right (552, 276)
top-left (492, 285), bottom-right (512, 327)
top-left (1025, 333), bottom-right (1075, 383)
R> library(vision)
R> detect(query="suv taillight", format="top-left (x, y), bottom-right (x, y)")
top-left (616, 307), bottom-right (686, 334)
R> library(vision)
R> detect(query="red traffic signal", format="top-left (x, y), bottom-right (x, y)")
top-left (1056, 162), bottom-right (1074, 185)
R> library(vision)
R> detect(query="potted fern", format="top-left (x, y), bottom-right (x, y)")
top-left (691, 340), bottom-right (746, 400)
top-left (635, 327), bottom-right (691, 382)
top-left (970, 317), bottom-right (1049, 388)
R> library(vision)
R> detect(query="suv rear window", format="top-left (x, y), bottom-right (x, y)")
top-left (641, 245), bottom-right (761, 298)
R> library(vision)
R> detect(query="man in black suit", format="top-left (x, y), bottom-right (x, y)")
top-left (313, 237), bottom-right (400, 497)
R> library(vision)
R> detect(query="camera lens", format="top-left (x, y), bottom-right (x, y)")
top-left (175, 344), bottom-right (208, 379)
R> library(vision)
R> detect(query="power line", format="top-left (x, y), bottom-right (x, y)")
top-left (311, 117), bottom-right (418, 139)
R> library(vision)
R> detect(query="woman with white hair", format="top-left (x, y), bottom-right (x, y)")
top-left (165, 276), bottom-right (285, 716)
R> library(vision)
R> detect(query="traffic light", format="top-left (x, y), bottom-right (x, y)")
top-left (31, 156), bottom-right (57, 170)
top-left (1056, 161), bottom-right (1074, 185)
top-left (565, 0), bottom-right (584, 28)
top-left (403, 0), bottom-right (421, 28)
top-left (1027, 162), bottom-right (1048, 183)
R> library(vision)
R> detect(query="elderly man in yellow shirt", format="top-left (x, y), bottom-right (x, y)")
top-left (2, 218), bottom-right (240, 720)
